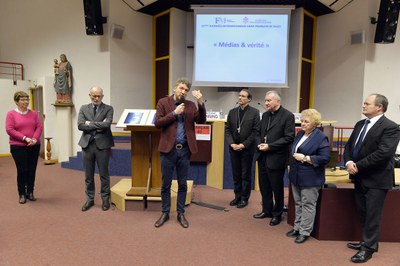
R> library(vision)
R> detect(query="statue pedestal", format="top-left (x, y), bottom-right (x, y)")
top-left (53, 103), bottom-right (74, 162)
top-left (44, 137), bottom-right (58, 165)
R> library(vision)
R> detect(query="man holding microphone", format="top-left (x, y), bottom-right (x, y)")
top-left (154, 77), bottom-right (206, 228)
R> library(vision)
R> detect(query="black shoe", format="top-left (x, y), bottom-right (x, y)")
top-left (351, 250), bottom-right (373, 263)
top-left (177, 213), bottom-right (189, 228)
top-left (347, 242), bottom-right (364, 251)
top-left (81, 201), bottom-right (94, 211)
top-left (102, 200), bottom-right (110, 211)
top-left (236, 200), bottom-right (248, 208)
top-left (286, 229), bottom-right (300, 238)
top-left (154, 213), bottom-right (169, 228)
top-left (269, 216), bottom-right (281, 226)
top-left (253, 212), bottom-right (272, 219)
top-left (27, 193), bottom-right (37, 201)
top-left (19, 195), bottom-right (27, 204)
top-left (295, 235), bottom-right (309, 244)
top-left (229, 198), bottom-right (240, 206)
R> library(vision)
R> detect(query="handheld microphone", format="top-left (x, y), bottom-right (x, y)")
top-left (175, 96), bottom-right (185, 106)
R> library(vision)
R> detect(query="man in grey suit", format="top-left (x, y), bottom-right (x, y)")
top-left (255, 90), bottom-right (295, 225)
top-left (344, 93), bottom-right (400, 263)
top-left (225, 88), bottom-right (260, 208)
top-left (78, 86), bottom-right (114, 211)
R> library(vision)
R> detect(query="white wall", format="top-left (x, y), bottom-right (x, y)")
top-left (314, 0), bottom-right (400, 129)
top-left (0, 80), bottom-right (32, 155)
top-left (314, 0), bottom-right (368, 126)
top-left (0, 0), bottom-right (153, 157)
top-left (364, 0), bottom-right (400, 122)
top-left (109, 1), bottom-right (152, 120)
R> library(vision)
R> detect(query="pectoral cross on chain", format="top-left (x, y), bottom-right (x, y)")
top-left (264, 114), bottom-right (272, 143)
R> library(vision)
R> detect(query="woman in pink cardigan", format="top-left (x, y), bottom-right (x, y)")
top-left (5, 91), bottom-right (43, 204)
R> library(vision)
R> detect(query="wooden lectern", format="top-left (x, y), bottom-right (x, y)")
top-left (125, 125), bottom-right (161, 197)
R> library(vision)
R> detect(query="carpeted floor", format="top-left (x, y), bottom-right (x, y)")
top-left (0, 156), bottom-right (399, 266)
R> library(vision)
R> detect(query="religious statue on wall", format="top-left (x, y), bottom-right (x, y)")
top-left (53, 53), bottom-right (73, 104)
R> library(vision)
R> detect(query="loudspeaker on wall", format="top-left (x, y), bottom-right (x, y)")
top-left (83, 0), bottom-right (106, 35)
top-left (374, 0), bottom-right (400, 43)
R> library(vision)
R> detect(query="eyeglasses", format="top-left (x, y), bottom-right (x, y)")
top-left (19, 98), bottom-right (30, 101)
top-left (89, 94), bottom-right (103, 98)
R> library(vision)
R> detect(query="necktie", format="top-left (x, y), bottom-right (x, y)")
top-left (89, 105), bottom-right (98, 143)
top-left (352, 119), bottom-right (370, 160)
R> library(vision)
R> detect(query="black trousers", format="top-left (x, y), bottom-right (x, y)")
top-left (229, 149), bottom-right (254, 202)
top-left (10, 144), bottom-right (40, 196)
top-left (354, 179), bottom-right (388, 252)
top-left (258, 154), bottom-right (285, 217)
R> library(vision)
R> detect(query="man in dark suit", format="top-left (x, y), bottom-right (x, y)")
top-left (255, 90), bottom-right (295, 225)
top-left (153, 77), bottom-right (206, 228)
top-left (344, 93), bottom-right (400, 263)
top-left (225, 89), bottom-right (260, 208)
top-left (78, 86), bottom-right (114, 212)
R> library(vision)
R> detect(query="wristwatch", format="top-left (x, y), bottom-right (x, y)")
top-left (302, 155), bottom-right (307, 163)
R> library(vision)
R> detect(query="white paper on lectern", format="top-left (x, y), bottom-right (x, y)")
top-left (145, 109), bottom-right (157, 125)
top-left (115, 109), bottom-right (150, 128)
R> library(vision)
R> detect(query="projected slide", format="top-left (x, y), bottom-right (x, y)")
top-left (192, 7), bottom-right (292, 88)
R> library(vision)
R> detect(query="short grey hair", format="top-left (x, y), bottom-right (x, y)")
top-left (90, 86), bottom-right (103, 95)
top-left (174, 77), bottom-right (192, 90)
top-left (266, 90), bottom-right (281, 101)
top-left (371, 93), bottom-right (388, 112)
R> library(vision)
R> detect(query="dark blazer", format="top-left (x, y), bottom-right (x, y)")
top-left (78, 102), bottom-right (114, 149)
top-left (154, 95), bottom-right (206, 154)
top-left (256, 106), bottom-right (295, 169)
top-left (344, 115), bottom-right (400, 189)
top-left (288, 129), bottom-right (331, 187)
top-left (225, 105), bottom-right (260, 151)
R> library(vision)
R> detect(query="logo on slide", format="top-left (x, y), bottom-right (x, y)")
top-left (215, 17), bottom-right (225, 24)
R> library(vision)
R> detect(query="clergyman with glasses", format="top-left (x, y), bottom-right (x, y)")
top-left (225, 88), bottom-right (260, 209)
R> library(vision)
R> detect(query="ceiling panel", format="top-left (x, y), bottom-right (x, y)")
top-left (136, 0), bottom-right (335, 16)
top-left (122, 0), bottom-right (158, 10)
top-left (317, 0), bottom-right (354, 12)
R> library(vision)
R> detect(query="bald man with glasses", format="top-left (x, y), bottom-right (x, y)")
top-left (78, 86), bottom-right (114, 212)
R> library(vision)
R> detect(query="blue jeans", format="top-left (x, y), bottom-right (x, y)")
top-left (160, 146), bottom-right (190, 213)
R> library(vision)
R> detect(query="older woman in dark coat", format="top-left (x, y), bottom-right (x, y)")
top-left (286, 109), bottom-right (330, 243)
